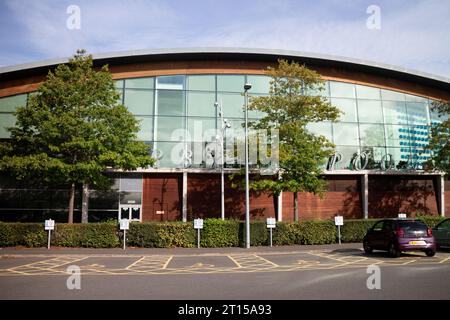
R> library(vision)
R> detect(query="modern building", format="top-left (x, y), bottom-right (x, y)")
top-left (0, 48), bottom-right (449, 222)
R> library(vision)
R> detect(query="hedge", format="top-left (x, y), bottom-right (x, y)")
top-left (127, 222), bottom-right (195, 248)
top-left (0, 215), bottom-right (446, 248)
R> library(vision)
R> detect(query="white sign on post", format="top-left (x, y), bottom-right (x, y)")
top-left (119, 219), bottom-right (129, 250)
top-left (45, 219), bottom-right (55, 230)
top-left (334, 216), bottom-right (344, 226)
top-left (266, 218), bottom-right (276, 229)
top-left (266, 217), bottom-right (276, 247)
top-left (194, 218), bottom-right (204, 229)
top-left (194, 219), bottom-right (203, 248)
top-left (119, 219), bottom-right (130, 230)
top-left (44, 219), bottom-right (55, 250)
top-left (334, 216), bottom-right (344, 245)
top-left (398, 213), bottom-right (407, 219)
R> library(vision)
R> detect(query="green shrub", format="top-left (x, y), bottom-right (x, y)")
top-left (297, 220), bottom-right (336, 245)
top-left (340, 219), bottom-right (378, 243)
top-left (0, 222), bottom-right (47, 247)
top-left (127, 222), bottom-right (195, 248)
top-left (52, 222), bottom-right (120, 248)
top-left (273, 221), bottom-right (335, 245)
top-left (127, 223), bottom-right (160, 248)
top-left (201, 219), bottom-right (239, 247)
top-left (416, 215), bottom-right (445, 228)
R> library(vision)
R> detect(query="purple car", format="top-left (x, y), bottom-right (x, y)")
top-left (363, 218), bottom-right (436, 257)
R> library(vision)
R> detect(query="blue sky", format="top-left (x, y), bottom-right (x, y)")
top-left (1, 0), bottom-right (449, 78)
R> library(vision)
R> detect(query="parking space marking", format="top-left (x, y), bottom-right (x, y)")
top-left (162, 256), bottom-right (173, 269)
top-left (125, 256), bottom-right (146, 270)
top-left (1, 250), bottom-right (449, 276)
top-left (125, 256), bottom-right (172, 272)
top-left (227, 255), bottom-right (243, 268)
top-left (439, 256), bottom-right (450, 264)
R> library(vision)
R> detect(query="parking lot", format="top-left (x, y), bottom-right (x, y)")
top-left (1, 245), bottom-right (450, 300)
top-left (1, 246), bottom-right (450, 276)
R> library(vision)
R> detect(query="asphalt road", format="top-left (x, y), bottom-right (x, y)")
top-left (1, 245), bottom-right (449, 300)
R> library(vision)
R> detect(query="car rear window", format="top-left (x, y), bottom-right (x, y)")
top-left (397, 221), bottom-right (427, 229)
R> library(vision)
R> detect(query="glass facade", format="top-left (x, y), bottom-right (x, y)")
top-left (0, 75), bottom-right (445, 170)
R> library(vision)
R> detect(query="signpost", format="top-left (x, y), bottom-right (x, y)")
top-left (119, 218), bottom-right (130, 250)
top-left (44, 219), bottom-right (55, 250)
top-left (334, 216), bottom-right (344, 245)
top-left (194, 218), bottom-right (204, 248)
top-left (398, 213), bottom-right (407, 219)
top-left (266, 218), bottom-right (276, 247)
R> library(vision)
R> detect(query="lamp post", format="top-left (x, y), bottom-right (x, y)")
top-left (214, 101), bottom-right (231, 221)
top-left (244, 83), bottom-right (252, 249)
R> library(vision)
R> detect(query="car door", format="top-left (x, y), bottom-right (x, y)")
top-left (434, 219), bottom-right (450, 247)
top-left (380, 220), bottom-right (394, 249)
top-left (367, 220), bottom-right (385, 249)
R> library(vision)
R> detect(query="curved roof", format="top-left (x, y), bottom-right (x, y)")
top-left (1, 47), bottom-right (450, 91)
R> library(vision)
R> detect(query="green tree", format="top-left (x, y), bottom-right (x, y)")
top-left (425, 100), bottom-right (450, 174)
top-left (248, 60), bottom-right (341, 221)
top-left (0, 50), bottom-right (154, 223)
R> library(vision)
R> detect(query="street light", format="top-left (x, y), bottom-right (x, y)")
top-left (214, 101), bottom-right (231, 221)
top-left (244, 83), bottom-right (252, 249)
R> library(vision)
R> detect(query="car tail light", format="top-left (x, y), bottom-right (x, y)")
top-left (427, 228), bottom-right (433, 237)
top-left (396, 228), bottom-right (405, 238)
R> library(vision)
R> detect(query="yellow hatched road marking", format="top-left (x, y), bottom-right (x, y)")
top-left (439, 256), bottom-right (450, 264)
top-left (125, 256), bottom-right (146, 270)
top-left (162, 256), bottom-right (173, 269)
top-left (227, 255), bottom-right (242, 268)
top-left (253, 255), bottom-right (279, 267)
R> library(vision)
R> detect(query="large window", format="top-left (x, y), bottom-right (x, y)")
top-left (1, 76), bottom-right (440, 169)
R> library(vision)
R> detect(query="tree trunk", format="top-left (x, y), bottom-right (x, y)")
top-left (81, 183), bottom-right (89, 223)
top-left (293, 192), bottom-right (299, 222)
top-left (68, 183), bottom-right (75, 224)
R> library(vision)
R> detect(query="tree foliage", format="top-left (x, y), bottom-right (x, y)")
top-left (0, 50), bottom-right (154, 221)
top-left (247, 60), bottom-right (341, 219)
top-left (425, 100), bottom-right (450, 175)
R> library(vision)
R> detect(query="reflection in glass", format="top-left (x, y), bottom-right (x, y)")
top-left (0, 94), bottom-right (27, 112)
top-left (157, 90), bottom-right (185, 116)
top-left (331, 98), bottom-right (357, 122)
top-left (332, 123), bottom-right (359, 146)
top-left (383, 100), bottom-right (407, 125)
top-left (135, 116), bottom-right (153, 141)
top-left (187, 75), bottom-right (215, 91)
top-left (217, 93), bottom-right (244, 118)
top-left (124, 89), bottom-right (154, 115)
top-left (217, 75), bottom-right (245, 93)
top-left (187, 91), bottom-right (216, 117)
top-left (329, 81), bottom-right (355, 98)
top-left (359, 124), bottom-right (385, 146)
top-left (357, 100), bottom-right (383, 123)
top-left (125, 77), bottom-right (154, 89)
top-left (306, 122), bottom-right (333, 141)
top-left (356, 85), bottom-right (380, 100)
top-left (156, 116), bottom-right (185, 141)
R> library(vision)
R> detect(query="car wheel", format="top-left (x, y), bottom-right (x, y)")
top-left (389, 242), bottom-right (401, 258)
top-left (363, 241), bottom-right (373, 254)
top-left (425, 249), bottom-right (436, 257)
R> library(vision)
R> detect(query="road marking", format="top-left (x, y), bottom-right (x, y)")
top-left (125, 256), bottom-right (146, 270)
top-left (254, 255), bottom-right (279, 267)
top-left (439, 256), bottom-right (450, 264)
top-left (162, 256), bottom-right (173, 269)
top-left (227, 255), bottom-right (242, 268)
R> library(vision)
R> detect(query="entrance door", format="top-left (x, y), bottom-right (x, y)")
top-left (119, 205), bottom-right (142, 222)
